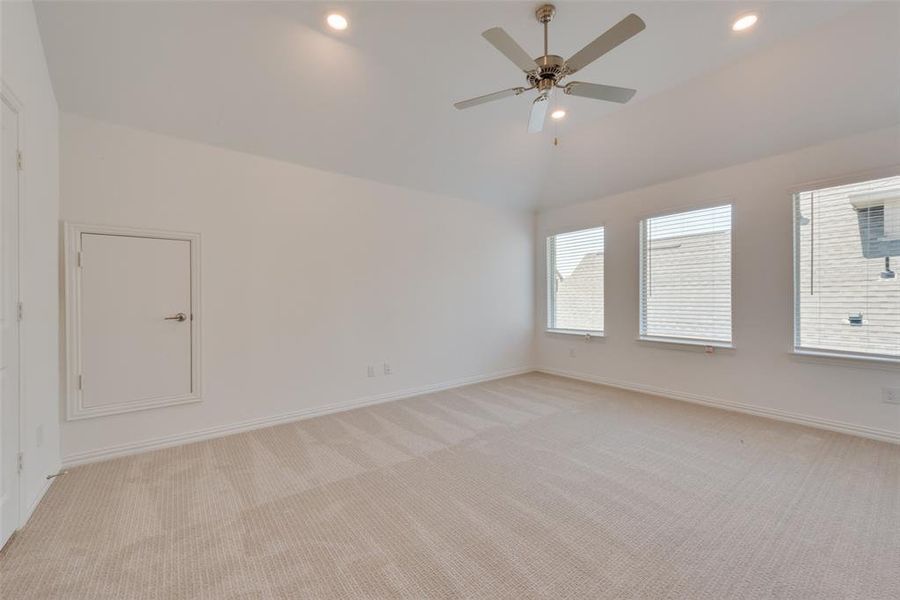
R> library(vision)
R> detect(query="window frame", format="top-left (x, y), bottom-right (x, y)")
top-left (546, 224), bottom-right (606, 336)
top-left (638, 201), bottom-right (735, 348)
top-left (791, 168), bottom-right (900, 365)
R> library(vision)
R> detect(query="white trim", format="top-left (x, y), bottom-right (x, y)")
top-left (537, 367), bottom-right (900, 445)
top-left (637, 336), bottom-right (734, 350)
top-left (1, 82), bottom-right (26, 535)
top-left (632, 196), bottom-right (736, 223)
top-left (786, 164), bottom-right (900, 195)
top-left (61, 366), bottom-right (533, 467)
top-left (791, 349), bottom-right (900, 371)
top-left (546, 225), bottom-right (606, 332)
top-left (543, 221), bottom-right (607, 239)
top-left (638, 202), bottom-right (736, 347)
top-left (791, 172), bottom-right (900, 363)
top-left (545, 328), bottom-right (604, 338)
top-left (59, 364), bottom-right (900, 469)
top-left (63, 223), bottom-right (202, 420)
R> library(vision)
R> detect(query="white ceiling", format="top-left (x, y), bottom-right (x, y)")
top-left (34, 1), bottom-right (900, 210)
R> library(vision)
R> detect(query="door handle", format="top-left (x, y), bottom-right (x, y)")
top-left (165, 312), bottom-right (187, 322)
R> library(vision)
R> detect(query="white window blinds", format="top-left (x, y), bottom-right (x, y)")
top-left (640, 205), bottom-right (732, 344)
top-left (547, 227), bottom-right (604, 333)
top-left (794, 175), bottom-right (900, 359)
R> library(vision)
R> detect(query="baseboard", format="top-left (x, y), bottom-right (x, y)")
top-left (61, 366), bottom-right (534, 468)
top-left (62, 364), bottom-right (896, 467)
top-left (537, 367), bottom-right (900, 445)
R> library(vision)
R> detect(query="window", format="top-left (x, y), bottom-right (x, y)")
top-left (794, 175), bottom-right (900, 360)
top-left (640, 205), bottom-right (732, 344)
top-left (547, 227), bottom-right (604, 333)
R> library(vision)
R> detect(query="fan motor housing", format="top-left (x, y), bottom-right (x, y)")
top-left (527, 54), bottom-right (566, 88)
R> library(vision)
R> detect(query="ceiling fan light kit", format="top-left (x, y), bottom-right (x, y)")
top-left (454, 4), bottom-right (645, 133)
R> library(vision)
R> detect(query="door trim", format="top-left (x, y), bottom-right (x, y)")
top-left (64, 223), bottom-right (202, 420)
top-left (1, 81), bottom-right (25, 538)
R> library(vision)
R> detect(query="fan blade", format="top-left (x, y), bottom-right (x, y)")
top-left (564, 82), bottom-right (637, 103)
top-left (527, 93), bottom-right (550, 133)
top-left (482, 27), bottom-right (537, 72)
top-left (454, 87), bottom-right (525, 110)
top-left (565, 14), bottom-right (645, 74)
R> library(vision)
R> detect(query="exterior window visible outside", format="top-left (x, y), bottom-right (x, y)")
top-left (794, 175), bottom-right (900, 360)
top-left (547, 227), bottom-right (604, 333)
top-left (640, 205), bottom-right (733, 344)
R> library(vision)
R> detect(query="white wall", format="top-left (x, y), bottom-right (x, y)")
top-left (536, 126), bottom-right (900, 442)
top-left (59, 113), bottom-right (534, 463)
top-left (1, 1), bottom-right (61, 518)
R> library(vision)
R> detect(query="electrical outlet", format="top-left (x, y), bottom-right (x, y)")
top-left (883, 388), bottom-right (900, 405)
top-left (367, 365), bottom-right (376, 378)
top-left (383, 363), bottom-right (391, 375)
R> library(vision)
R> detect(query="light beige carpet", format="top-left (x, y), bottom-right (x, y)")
top-left (1, 373), bottom-right (898, 599)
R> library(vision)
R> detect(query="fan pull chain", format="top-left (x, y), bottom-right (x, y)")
top-left (553, 108), bottom-right (560, 146)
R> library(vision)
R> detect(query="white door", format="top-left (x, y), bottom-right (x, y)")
top-left (78, 234), bottom-right (193, 413)
top-left (1, 97), bottom-right (22, 548)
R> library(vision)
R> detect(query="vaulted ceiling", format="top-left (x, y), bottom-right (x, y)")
top-left (35, 1), bottom-right (900, 210)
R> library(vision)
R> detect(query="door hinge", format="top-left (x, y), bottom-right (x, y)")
top-left (77, 375), bottom-right (83, 391)
top-left (77, 251), bottom-right (83, 268)
top-left (17, 302), bottom-right (23, 322)
top-left (17, 150), bottom-right (24, 171)
top-left (17, 452), bottom-right (23, 474)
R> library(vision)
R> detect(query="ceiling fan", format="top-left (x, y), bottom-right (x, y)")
top-left (454, 4), bottom-right (645, 133)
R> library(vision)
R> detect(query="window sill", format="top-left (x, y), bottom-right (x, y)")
top-left (791, 349), bottom-right (900, 370)
top-left (546, 328), bottom-right (604, 338)
top-left (637, 336), bottom-right (734, 351)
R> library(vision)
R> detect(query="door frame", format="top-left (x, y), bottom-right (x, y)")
top-left (63, 223), bottom-right (202, 420)
top-left (1, 81), bottom-right (25, 539)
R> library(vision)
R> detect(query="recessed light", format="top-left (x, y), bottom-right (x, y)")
top-left (326, 13), bottom-right (348, 31)
top-left (551, 109), bottom-right (566, 120)
top-left (732, 13), bottom-right (758, 32)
